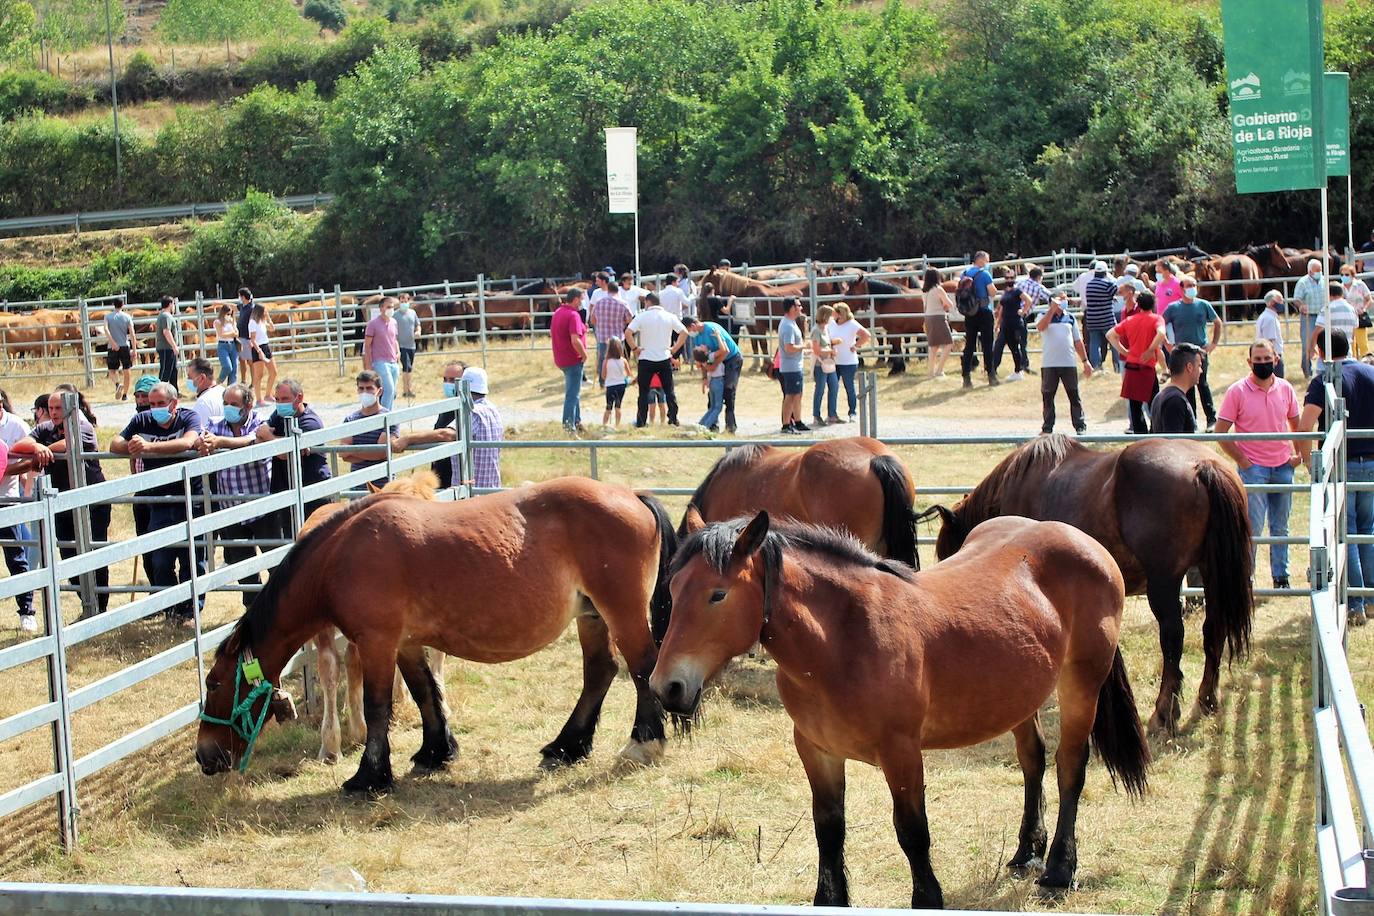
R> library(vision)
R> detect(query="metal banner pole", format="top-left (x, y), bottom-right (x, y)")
top-left (1349, 173), bottom-right (1357, 263)
top-left (634, 210), bottom-right (641, 280)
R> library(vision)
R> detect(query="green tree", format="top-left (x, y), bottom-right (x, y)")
top-left (158, 0), bottom-right (309, 58)
top-left (32, 0), bottom-right (120, 73)
top-left (0, 0), bottom-right (36, 62)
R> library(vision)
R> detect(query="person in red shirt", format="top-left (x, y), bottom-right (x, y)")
top-left (550, 289), bottom-right (588, 432)
top-left (1107, 291), bottom-right (1166, 434)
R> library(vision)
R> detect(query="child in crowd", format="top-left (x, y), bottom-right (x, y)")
top-left (601, 337), bottom-right (629, 427)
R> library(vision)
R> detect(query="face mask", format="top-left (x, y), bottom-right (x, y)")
top-left (1252, 362), bottom-right (1276, 380)
top-left (223, 405), bottom-right (244, 424)
top-left (1343, 276), bottom-right (1354, 286)
top-left (186, 377), bottom-right (199, 395)
top-left (399, 303), bottom-right (410, 311)
top-left (275, 403), bottom-right (295, 418)
top-left (150, 407), bottom-right (172, 424)
top-left (383, 310), bottom-right (394, 320)
top-left (1182, 288), bottom-right (1195, 299)
top-left (442, 382), bottom-right (458, 398)
top-left (359, 392), bottom-right (378, 409)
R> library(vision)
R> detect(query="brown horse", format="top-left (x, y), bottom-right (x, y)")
top-left (653, 512), bottom-right (1148, 906)
top-left (682, 438), bottom-right (919, 567)
top-left (844, 272), bottom-right (932, 375)
top-left (1243, 241), bottom-right (1294, 279)
top-left (1193, 254), bottom-right (1262, 318)
top-left (922, 435), bottom-right (1253, 734)
top-left (479, 279), bottom-right (559, 334)
top-left (196, 477), bottom-right (677, 793)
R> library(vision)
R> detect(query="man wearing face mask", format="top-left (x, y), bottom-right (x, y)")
top-left (364, 296), bottom-right (402, 410)
top-left (392, 360), bottom-right (467, 488)
top-left (197, 384), bottom-right (275, 606)
top-left (1214, 341), bottom-right (1301, 590)
top-left (111, 381), bottom-right (206, 625)
top-left (183, 356), bottom-right (225, 429)
top-left (1292, 259), bottom-right (1327, 378)
top-left (393, 366), bottom-right (504, 491)
top-left (394, 293), bottom-right (421, 399)
top-left (257, 378), bottom-right (332, 531)
top-left (338, 370), bottom-right (396, 477)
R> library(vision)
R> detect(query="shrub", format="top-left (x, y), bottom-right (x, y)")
top-left (0, 68), bottom-right (90, 121)
top-left (120, 51), bottom-right (170, 103)
top-left (304, 0), bottom-right (348, 32)
top-left (313, 18), bottom-right (393, 93)
top-left (237, 42), bottom-right (323, 91)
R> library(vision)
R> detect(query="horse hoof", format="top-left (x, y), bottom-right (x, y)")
top-left (615, 738), bottom-right (665, 769)
top-left (538, 740), bottom-right (591, 770)
top-left (341, 768), bottom-right (394, 795)
top-left (411, 740), bottom-right (458, 771)
top-left (317, 749), bottom-right (339, 766)
top-left (1007, 857), bottom-right (1044, 879)
top-left (1035, 870), bottom-right (1076, 894)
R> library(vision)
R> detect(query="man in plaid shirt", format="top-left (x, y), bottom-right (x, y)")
top-left (589, 276), bottom-right (632, 387)
top-left (196, 383), bottom-right (277, 607)
top-left (392, 366), bottom-right (504, 490)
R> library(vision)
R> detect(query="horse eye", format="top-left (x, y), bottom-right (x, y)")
top-left (207, 680), bottom-right (220, 691)
top-left (709, 589), bottom-right (727, 604)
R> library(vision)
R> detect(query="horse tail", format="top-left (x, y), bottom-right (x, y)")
top-left (1091, 647), bottom-right (1150, 800)
top-left (870, 454), bottom-right (919, 569)
top-left (1197, 460), bottom-right (1254, 661)
top-left (637, 493), bottom-right (677, 645)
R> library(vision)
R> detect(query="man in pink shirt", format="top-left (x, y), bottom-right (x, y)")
top-left (551, 288), bottom-right (588, 431)
top-left (363, 297), bottom-right (401, 410)
top-left (1215, 340), bottom-right (1301, 589)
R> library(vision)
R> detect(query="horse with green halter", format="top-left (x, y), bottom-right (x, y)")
top-left (197, 650), bottom-right (280, 774)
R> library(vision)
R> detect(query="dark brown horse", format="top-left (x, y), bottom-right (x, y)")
top-left (843, 272), bottom-right (932, 375)
top-left (1193, 254), bottom-right (1262, 319)
top-left (480, 279), bottom-right (559, 334)
top-left (196, 478), bottom-right (677, 793)
top-left (1243, 241), bottom-right (1294, 279)
top-left (682, 438), bottom-right (919, 566)
top-left (922, 435), bottom-right (1253, 734)
top-left (654, 512), bottom-right (1148, 906)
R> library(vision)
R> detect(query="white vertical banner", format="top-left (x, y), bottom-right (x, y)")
top-left (605, 127), bottom-right (638, 214)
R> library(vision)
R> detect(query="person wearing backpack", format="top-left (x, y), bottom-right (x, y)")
top-left (957, 250), bottom-right (999, 387)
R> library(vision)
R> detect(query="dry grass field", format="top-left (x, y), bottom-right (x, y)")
top-left (0, 335), bottom-right (1347, 914)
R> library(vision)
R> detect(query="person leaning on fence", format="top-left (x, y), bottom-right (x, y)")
top-left (389, 359), bottom-right (469, 488)
top-left (154, 295), bottom-right (181, 386)
top-left (1107, 290), bottom-right (1166, 435)
top-left (683, 314), bottom-right (743, 433)
top-left (212, 303), bottom-right (239, 385)
top-left (1297, 329), bottom-right (1374, 624)
top-left (0, 388), bottom-right (50, 633)
top-left (393, 366), bottom-right (504, 490)
top-left (184, 357), bottom-right (225, 429)
top-left (197, 384), bottom-right (276, 608)
top-left (339, 370), bottom-right (395, 476)
top-left (104, 298), bottom-right (136, 401)
top-left (127, 375), bottom-right (159, 546)
top-left (1162, 275), bottom-right (1222, 432)
top-left (1255, 290), bottom-right (1287, 378)
top-left (1293, 259), bottom-right (1327, 379)
top-left (628, 292), bottom-right (687, 429)
top-left (1215, 339), bottom-right (1300, 591)
top-left (111, 381), bottom-right (206, 626)
top-left (1309, 282), bottom-right (1359, 377)
top-left (1035, 289), bottom-right (1092, 435)
top-left (256, 378), bottom-right (332, 528)
top-left (33, 386), bottom-right (110, 618)
top-left (959, 251), bottom-right (999, 388)
top-left (395, 293), bottom-right (421, 399)
top-left (363, 297), bottom-right (402, 411)
top-left (552, 288), bottom-right (590, 432)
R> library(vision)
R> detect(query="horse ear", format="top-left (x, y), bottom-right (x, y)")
top-left (729, 511), bottom-right (770, 569)
top-left (684, 505), bottom-right (706, 534)
top-left (366, 481), bottom-right (383, 495)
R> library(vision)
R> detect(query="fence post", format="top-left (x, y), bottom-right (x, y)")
top-left (286, 417), bottom-right (306, 537)
top-left (38, 482), bottom-right (79, 850)
top-left (857, 373), bottom-right (868, 437)
top-left (334, 284), bottom-right (346, 379)
top-left (867, 370), bottom-right (879, 437)
top-left (77, 296), bottom-right (93, 388)
top-left (194, 291), bottom-right (207, 359)
top-left (589, 443), bottom-right (599, 480)
top-left (60, 392), bottom-right (98, 619)
top-left (806, 258), bottom-right (818, 319)
top-left (477, 274), bottom-right (489, 370)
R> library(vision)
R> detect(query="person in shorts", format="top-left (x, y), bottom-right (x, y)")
top-left (601, 337), bottom-right (629, 427)
top-left (395, 293), bottom-right (421, 398)
top-left (646, 373), bottom-right (667, 423)
top-left (777, 298), bottom-right (807, 433)
top-left (104, 299), bottom-right (136, 400)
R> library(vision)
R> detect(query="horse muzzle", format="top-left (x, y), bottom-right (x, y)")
top-left (650, 666), bottom-right (704, 717)
top-left (195, 743), bottom-right (232, 775)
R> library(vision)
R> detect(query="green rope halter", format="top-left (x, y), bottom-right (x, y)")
top-left (199, 652), bottom-right (275, 774)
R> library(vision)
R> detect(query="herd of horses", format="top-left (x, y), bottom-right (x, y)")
top-left (195, 433), bottom-right (1254, 908)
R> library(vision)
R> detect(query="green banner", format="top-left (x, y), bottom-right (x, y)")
top-left (1326, 71), bottom-right (1351, 178)
top-left (1221, 0), bottom-right (1326, 193)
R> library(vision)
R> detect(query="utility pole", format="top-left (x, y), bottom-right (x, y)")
top-left (103, 0), bottom-right (122, 195)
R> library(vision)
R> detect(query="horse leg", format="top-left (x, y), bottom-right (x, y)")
top-left (397, 643), bottom-right (458, 771)
top-left (889, 335), bottom-right (907, 376)
top-left (430, 648), bottom-right (450, 720)
top-left (538, 610), bottom-right (618, 768)
top-left (795, 729), bottom-right (849, 907)
top-left (1197, 597), bottom-right (1223, 716)
top-left (315, 631), bottom-right (342, 764)
top-left (882, 741), bottom-right (943, 909)
top-left (1145, 574), bottom-right (1186, 735)
top-left (342, 640), bottom-right (365, 748)
top-left (340, 642), bottom-right (399, 794)
top-left (1039, 662), bottom-right (1100, 890)
top-left (1007, 714), bottom-right (1048, 874)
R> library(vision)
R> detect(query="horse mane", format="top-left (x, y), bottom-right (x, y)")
top-left (710, 271), bottom-right (752, 296)
top-left (515, 279), bottom-right (551, 296)
top-left (682, 444), bottom-right (771, 527)
top-left (863, 277), bottom-right (905, 297)
top-left (216, 494), bottom-right (381, 661)
top-left (954, 433), bottom-right (1078, 529)
top-left (379, 470), bottom-right (439, 500)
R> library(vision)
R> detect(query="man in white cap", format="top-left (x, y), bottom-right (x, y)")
top-left (391, 365), bottom-right (504, 490)
top-left (1292, 258), bottom-right (1327, 377)
top-left (1083, 260), bottom-right (1120, 372)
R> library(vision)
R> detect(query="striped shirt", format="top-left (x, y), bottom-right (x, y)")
top-left (343, 407), bottom-right (390, 474)
top-left (590, 294), bottom-right (632, 341)
top-left (206, 414), bottom-right (272, 508)
top-left (1083, 276), bottom-right (1119, 331)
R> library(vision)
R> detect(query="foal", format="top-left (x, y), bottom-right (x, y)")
top-left (653, 511), bottom-right (1149, 907)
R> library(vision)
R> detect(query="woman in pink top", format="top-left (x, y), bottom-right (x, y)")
top-left (1154, 260), bottom-right (1185, 313)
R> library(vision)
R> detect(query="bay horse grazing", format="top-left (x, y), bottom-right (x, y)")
top-left (196, 478), bottom-right (677, 792)
top-left (1193, 254), bottom-right (1261, 319)
top-left (653, 512), bottom-right (1149, 906)
top-left (844, 272), bottom-right (929, 375)
top-left (682, 437), bottom-right (919, 567)
top-left (922, 434), bottom-right (1253, 734)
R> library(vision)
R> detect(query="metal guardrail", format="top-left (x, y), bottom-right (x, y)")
top-left (0, 193), bottom-right (335, 236)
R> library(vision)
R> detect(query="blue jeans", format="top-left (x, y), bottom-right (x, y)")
top-left (2, 524), bottom-right (33, 615)
top-left (561, 364), bottom-right (583, 428)
top-left (700, 376), bottom-right (725, 428)
top-left (216, 340), bottom-right (238, 384)
top-left (1086, 329), bottom-right (1121, 372)
top-left (812, 365), bottom-right (839, 421)
top-left (1239, 462), bottom-right (1295, 581)
top-left (1348, 456), bottom-right (1374, 611)
top-left (373, 360), bottom-right (399, 410)
top-left (145, 503), bottom-right (207, 619)
top-left (836, 363), bottom-right (858, 417)
top-left (1300, 312), bottom-right (1320, 377)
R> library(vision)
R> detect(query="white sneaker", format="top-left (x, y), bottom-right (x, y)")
top-left (18, 614), bottom-right (37, 633)
top-left (1006, 372), bottom-right (1024, 382)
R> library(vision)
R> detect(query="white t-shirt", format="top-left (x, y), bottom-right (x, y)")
top-left (193, 385), bottom-right (225, 428)
top-left (832, 319), bottom-right (864, 366)
top-left (0, 411), bottom-right (32, 498)
top-left (1255, 307), bottom-right (1285, 357)
top-left (657, 284), bottom-right (688, 318)
top-left (603, 357), bottom-right (629, 387)
top-left (248, 319), bottom-right (270, 345)
top-left (1039, 310), bottom-right (1083, 369)
top-left (617, 285), bottom-right (648, 314)
top-left (627, 307), bottom-right (686, 362)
